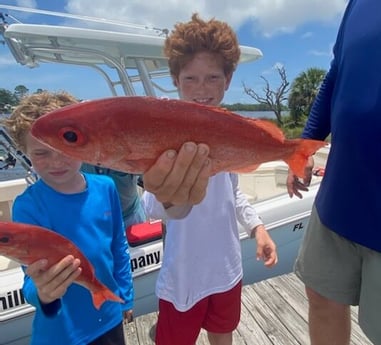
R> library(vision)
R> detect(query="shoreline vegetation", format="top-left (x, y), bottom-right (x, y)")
top-left (221, 102), bottom-right (288, 112)
top-left (222, 103), bottom-right (305, 139)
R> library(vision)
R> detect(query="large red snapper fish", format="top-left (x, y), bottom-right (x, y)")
top-left (30, 96), bottom-right (326, 178)
top-left (0, 221), bottom-right (124, 309)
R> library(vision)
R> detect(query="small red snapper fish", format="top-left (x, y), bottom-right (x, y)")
top-left (31, 96), bottom-right (327, 178)
top-left (0, 221), bottom-right (124, 309)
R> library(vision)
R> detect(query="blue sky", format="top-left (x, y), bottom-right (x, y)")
top-left (0, 0), bottom-right (348, 104)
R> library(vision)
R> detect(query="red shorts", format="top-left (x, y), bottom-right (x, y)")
top-left (155, 280), bottom-right (242, 345)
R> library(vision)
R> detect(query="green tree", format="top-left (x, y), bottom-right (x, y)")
top-left (0, 88), bottom-right (18, 112)
top-left (288, 67), bottom-right (326, 125)
top-left (14, 84), bottom-right (29, 101)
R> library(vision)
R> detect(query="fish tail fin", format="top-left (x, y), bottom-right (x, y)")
top-left (92, 288), bottom-right (125, 310)
top-left (284, 139), bottom-right (327, 178)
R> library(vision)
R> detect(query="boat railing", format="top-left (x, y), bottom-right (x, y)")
top-left (0, 128), bottom-right (37, 185)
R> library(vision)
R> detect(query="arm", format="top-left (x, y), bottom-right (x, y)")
top-left (285, 0), bottom-right (355, 199)
top-left (251, 225), bottom-right (278, 267)
top-left (12, 194), bottom-right (81, 316)
top-left (287, 59), bottom-right (338, 199)
top-left (109, 187), bottom-right (134, 312)
top-left (231, 174), bottom-right (277, 267)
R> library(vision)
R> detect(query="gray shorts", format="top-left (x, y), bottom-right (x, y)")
top-left (294, 205), bottom-right (381, 344)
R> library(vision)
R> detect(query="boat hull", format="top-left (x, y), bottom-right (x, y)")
top-left (0, 174), bottom-right (320, 345)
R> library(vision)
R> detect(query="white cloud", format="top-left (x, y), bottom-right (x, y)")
top-left (247, 0), bottom-right (348, 36)
top-left (309, 42), bottom-right (335, 58)
top-left (301, 32), bottom-right (313, 39)
top-left (261, 62), bottom-right (284, 76)
top-left (309, 49), bottom-right (330, 57)
top-left (65, 0), bottom-right (348, 36)
top-left (16, 0), bottom-right (37, 8)
top-left (273, 62), bottom-right (284, 70)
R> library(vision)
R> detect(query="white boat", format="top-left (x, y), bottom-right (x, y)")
top-left (0, 6), bottom-right (329, 345)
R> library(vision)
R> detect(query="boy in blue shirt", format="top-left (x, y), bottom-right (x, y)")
top-left (3, 91), bottom-right (133, 345)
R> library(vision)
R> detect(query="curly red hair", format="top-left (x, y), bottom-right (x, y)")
top-left (164, 13), bottom-right (241, 79)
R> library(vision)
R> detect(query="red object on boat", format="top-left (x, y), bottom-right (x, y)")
top-left (126, 220), bottom-right (163, 247)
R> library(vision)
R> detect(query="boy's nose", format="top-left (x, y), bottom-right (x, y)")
top-left (50, 151), bottom-right (67, 164)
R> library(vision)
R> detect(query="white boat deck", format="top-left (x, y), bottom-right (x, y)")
top-left (124, 272), bottom-right (372, 345)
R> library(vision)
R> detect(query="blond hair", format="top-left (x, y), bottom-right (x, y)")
top-left (2, 91), bottom-right (78, 152)
top-left (164, 13), bottom-right (241, 80)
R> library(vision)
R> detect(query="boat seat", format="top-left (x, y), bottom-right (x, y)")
top-left (126, 220), bottom-right (163, 247)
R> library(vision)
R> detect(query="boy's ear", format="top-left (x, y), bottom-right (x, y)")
top-left (225, 73), bottom-right (233, 90)
top-left (172, 77), bottom-right (179, 87)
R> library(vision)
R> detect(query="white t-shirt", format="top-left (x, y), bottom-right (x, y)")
top-left (142, 172), bottom-right (263, 311)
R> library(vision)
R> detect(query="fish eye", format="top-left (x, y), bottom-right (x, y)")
top-left (63, 131), bottom-right (78, 143)
top-left (58, 127), bottom-right (87, 146)
top-left (0, 236), bottom-right (9, 243)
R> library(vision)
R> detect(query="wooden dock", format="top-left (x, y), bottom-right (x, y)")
top-left (124, 272), bottom-right (372, 344)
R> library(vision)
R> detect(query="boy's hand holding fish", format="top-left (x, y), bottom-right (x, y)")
top-left (26, 254), bottom-right (82, 305)
top-left (143, 142), bottom-right (211, 206)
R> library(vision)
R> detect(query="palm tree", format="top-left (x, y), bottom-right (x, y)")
top-left (288, 67), bottom-right (326, 125)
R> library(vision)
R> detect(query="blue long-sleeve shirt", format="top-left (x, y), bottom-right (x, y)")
top-left (12, 173), bottom-right (133, 345)
top-left (303, 0), bottom-right (381, 252)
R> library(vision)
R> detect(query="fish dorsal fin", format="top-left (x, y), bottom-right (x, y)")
top-left (246, 118), bottom-right (285, 142)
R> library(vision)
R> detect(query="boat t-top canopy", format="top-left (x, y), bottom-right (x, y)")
top-left (1, 22), bottom-right (263, 97)
top-left (0, 6), bottom-right (264, 97)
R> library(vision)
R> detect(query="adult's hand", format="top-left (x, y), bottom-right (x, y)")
top-left (143, 142), bottom-right (211, 206)
top-left (286, 156), bottom-right (314, 199)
